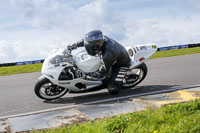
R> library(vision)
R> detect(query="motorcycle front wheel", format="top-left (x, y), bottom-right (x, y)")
top-left (122, 63), bottom-right (147, 88)
top-left (34, 77), bottom-right (69, 100)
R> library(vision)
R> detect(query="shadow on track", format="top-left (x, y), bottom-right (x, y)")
top-left (44, 85), bottom-right (182, 105)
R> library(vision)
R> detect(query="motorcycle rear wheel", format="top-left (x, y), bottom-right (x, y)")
top-left (122, 63), bottom-right (147, 88)
top-left (34, 77), bottom-right (69, 100)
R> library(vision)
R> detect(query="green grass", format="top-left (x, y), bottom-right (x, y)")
top-left (34, 99), bottom-right (200, 133)
top-left (0, 63), bottom-right (42, 76)
top-left (0, 47), bottom-right (200, 76)
top-left (150, 47), bottom-right (200, 59)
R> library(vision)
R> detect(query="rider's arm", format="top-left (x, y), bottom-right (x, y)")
top-left (72, 39), bottom-right (84, 47)
top-left (68, 39), bottom-right (84, 50)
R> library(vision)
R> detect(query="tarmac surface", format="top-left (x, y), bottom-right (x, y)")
top-left (0, 53), bottom-right (200, 132)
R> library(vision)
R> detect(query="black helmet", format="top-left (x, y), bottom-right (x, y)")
top-left (84, 30), bottom-right (104, 56)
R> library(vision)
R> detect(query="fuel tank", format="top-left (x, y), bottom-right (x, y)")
top-left (73, 48), bottom-right (101, 73)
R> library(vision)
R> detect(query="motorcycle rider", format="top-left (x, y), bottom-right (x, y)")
top-left (68, 30), bottom-right (131, 95)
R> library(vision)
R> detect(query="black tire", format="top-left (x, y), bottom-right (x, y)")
top-left (122, 63), bottom-right (148, 88)
top-left (34, 77), bottom-right (68, 100)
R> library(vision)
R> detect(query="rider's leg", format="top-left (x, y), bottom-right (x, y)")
top-left (107, 67), bottom-right (121, 95)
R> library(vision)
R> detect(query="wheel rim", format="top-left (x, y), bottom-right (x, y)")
top-left (122, 68), bottom-right (145, 87)
top-left (39, 82), bottom-right (68, 100)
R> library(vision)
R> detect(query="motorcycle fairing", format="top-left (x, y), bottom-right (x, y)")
top-left (125, 44), bottom-right (157, 69)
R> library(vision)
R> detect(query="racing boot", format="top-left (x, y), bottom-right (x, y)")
top-left (107, 82), bottom-right (121, 95)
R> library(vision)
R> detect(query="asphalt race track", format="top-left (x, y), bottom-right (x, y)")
top-left (0, 54), bottom-right (200, 117)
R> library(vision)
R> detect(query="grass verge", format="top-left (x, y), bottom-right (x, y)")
top-left (0, 47), bottom-right (200, 76)
top-left (34, 99), bottom-right (200, 133)
top-left (0, 63), bottom-right (42, 76)
top-left (150, 47), bottom-right (200, 59)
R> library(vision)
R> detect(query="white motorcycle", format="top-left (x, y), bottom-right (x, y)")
top-left (34, 44), bottom-right (157, 100)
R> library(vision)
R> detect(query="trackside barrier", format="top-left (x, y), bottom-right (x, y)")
top-left (0, 43), bottom-right (200, 67)
top-left (157, 43), bottom-right (200, 51)
top-left (0, 60), bottom-right (44, 67)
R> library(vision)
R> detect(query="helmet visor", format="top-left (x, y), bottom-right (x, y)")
top-left (84, 41), bottom-right (101, 56)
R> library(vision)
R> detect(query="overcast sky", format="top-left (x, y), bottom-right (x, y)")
top-left (0, 0), bottom-right (200, 63)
